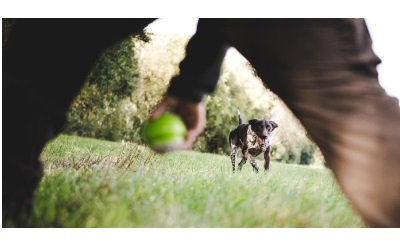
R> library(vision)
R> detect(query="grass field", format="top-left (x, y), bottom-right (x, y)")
top-left (6, 134), bottom-right (365, 227)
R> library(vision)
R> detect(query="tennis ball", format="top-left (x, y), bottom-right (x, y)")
top-left (142, 113), bottom-right (187, 153)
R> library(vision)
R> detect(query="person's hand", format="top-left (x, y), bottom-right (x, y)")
top-left (150, 95), bottom-right (206, 150)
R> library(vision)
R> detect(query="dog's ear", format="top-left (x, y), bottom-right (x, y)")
top-left (248, 119), bottom-right (258, 127)
top-left (270, 121), bottom-right (278, 130)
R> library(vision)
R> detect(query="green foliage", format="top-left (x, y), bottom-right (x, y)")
top-left (63, 32), bottom-right (151, 141)
top-left (4, 135), bottom-right (363, 227)
top-left (64, 84), bottom-right (124, 141)
top-left (268, 99), bottom-right (326, 166)
top-left (88, 36), bottom-right (140, 98)
top-left (64, 32), bottom-right (189, 143)
top-left (126, 34), bottom-right (189, 142)
top-left (63, 32), bottom-right (325, 165)
top-left (196, 66), bottom-right (275, 154)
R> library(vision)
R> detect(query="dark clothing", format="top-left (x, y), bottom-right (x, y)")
top-left (179, 19), bottom-right (400, 227)
top-left (168, 19), bottom-right (383, 103)
top-left (3, 19), bottom-right (400, 227)
top-left (3, 19), bottom-right (156, 221)
top-left (171, 19), bottom-right (400, 227)
top-left (166, 19), bottom-right (229, 102)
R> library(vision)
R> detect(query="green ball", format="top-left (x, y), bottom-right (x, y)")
top-left (142, 113), bottom-right (187, 153)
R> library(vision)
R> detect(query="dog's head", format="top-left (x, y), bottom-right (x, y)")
top-left (249, 119), bottom-right (278, 145)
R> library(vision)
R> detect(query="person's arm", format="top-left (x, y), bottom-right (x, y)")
top-left (166, 18), bottom-right (230, 102)
top-left (150, 19), bottom-right (229, 150)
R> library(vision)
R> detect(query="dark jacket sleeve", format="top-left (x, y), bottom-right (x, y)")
top-left (166, 19), bottom-right (230, 102)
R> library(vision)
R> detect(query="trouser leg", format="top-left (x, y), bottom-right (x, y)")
top-left (247, 154), bottom-right (259, 173)
top-left (225, 18), bottom-right (400, 227)
top-left (2, 19), bottom-right (155, 222)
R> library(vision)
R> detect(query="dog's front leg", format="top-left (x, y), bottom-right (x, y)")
top-left (238, 149), bottom-right (248, 172)
top-left (237, 157), bottom-right (247, 172)
top-left (246, 152), bottom-right (259, 173)
top-left (263, 149), bottom-right (270, 172)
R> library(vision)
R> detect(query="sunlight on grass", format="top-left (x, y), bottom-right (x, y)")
top-left (6, 134), bottom-right (364, 228)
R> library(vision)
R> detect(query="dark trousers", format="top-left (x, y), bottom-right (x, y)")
top-left (220, 19), bottom-right (400, 227)
top-left (3, 19), bottom-right (155, 220)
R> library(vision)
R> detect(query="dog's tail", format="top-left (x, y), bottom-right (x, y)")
top-left (237, 110), bottom-right (242, 125)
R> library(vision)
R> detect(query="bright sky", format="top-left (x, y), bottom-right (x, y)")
top-left (366, 18), bottom-right (400, 100)
top-left (146, 18), bottom-right (400, 102)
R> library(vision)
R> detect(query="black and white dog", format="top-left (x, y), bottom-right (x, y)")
top-left (229, 111), bottom-right (278, 173)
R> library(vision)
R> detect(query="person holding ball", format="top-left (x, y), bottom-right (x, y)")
top-left (142, 112), bottom-right (188, 152)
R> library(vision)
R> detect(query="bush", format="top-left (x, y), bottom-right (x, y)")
top-left (268, 99), bottom-right (324, 165)
top-left (200, 60), bottom-right (325, 166)
top-left (195, 62), bottom-right (276, 154)
top-left (64, 32), bottom-right (325, 166)
top-left (64, 84), bottom-right (127, 141)
top-left (63, 33), bottom-right (151, 141)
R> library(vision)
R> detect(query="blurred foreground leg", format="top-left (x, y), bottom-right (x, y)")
top-left (225, 18), bottom-right (400, 227)
top-left (2, 19), bottom-right (154, 224)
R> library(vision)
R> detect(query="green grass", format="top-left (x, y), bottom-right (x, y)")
top-left (7, 134), bottom-right (365, 227)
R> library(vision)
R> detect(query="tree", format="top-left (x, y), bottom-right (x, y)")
top-left (64, 32), bottom-right (325, 165)
top-left (63, 31), bottom-right (152, 141)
